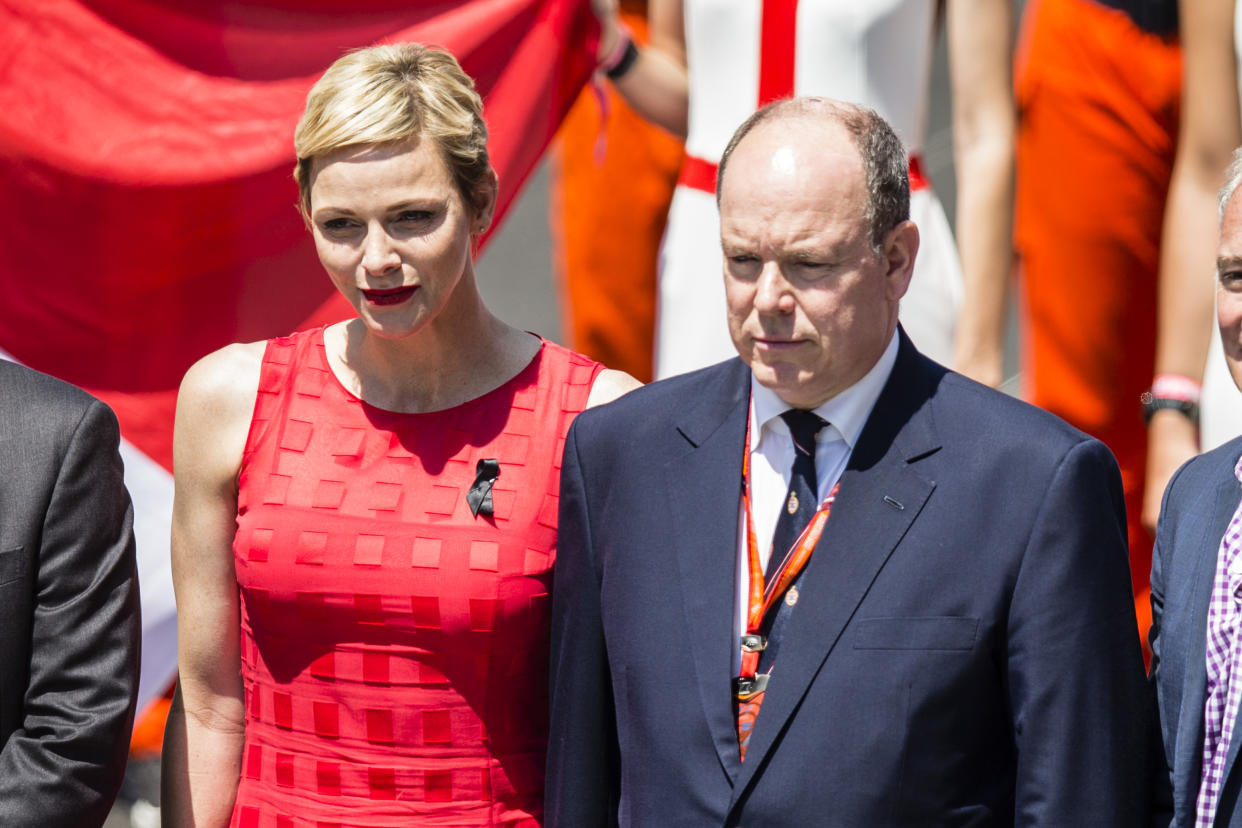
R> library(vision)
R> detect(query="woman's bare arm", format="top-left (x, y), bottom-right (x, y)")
top-left (161, 342), bottom-right (264, 827)
top-left (1144, 0), bottom-right (1241, 531)
top-left (946, 0), bottom-right (1016, 388)
top-left (593, 0), bottom-right (689, 137)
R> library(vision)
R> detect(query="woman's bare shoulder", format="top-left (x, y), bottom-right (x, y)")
top-left (586, 368), bottom-right (643, 408)
top-left (179, 341), bottom-right (266, 414)
top-left (174, 341), bottom-right (268, 473)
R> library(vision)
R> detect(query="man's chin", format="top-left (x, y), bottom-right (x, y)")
top-left (1227, 356), bottom-right (1242, 395)
top-left (749, 359), bottom-right (799, 383)
top-left (751, 364), bottom-right (819, 407)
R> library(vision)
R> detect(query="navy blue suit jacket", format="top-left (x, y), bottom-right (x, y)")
top-left (548, 333), bottom-right (1150, 826)
top-left (1151, 434), bottom-right (1242, 826)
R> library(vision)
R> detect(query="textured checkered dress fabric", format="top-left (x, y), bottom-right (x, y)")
top-left (1197, 454), bottom-right (1242, 826)
top-left (230, 327), bottom-right (602, 826)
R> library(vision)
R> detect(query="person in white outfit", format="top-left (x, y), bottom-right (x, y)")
top-left (593, 0), bottom-right (1015, 385)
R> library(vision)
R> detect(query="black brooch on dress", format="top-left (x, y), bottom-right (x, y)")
top-left (466, 458), bottom-right (501, 518)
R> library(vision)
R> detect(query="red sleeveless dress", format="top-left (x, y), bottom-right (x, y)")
top-left (230, 327), bottom-right (603, 826)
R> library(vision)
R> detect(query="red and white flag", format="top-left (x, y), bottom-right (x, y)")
top-left (0, 0), bottom-right (596, 708)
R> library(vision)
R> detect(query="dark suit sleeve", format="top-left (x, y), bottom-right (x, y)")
top-left (1147, 462), bottom-right (1188, 828)
top-left (1006, 438), bottom-right (1150, 826)
top-left (546, 419), bottom-right (620, 827)
top-left (0, 398), bottom-right (140, 827)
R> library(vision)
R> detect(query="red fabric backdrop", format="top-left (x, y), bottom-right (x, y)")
top-left (0, 0), bottom-right (595, 466)
top-left (0, 0), bottom-right (596, 709)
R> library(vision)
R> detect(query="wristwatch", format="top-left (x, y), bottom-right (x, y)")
top-left (1140, 391), bottom-right (1200, 425)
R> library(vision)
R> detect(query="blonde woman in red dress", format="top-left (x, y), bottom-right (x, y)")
top-left (160, 43), bottom-right (638, 827)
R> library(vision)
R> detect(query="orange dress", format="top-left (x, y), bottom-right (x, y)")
top-left (229, 327), bottom-right (602, 826)
top-left (550, 3), bottom-right (684, 383)
top-left (1015, 0), bottom-right (1181, 640)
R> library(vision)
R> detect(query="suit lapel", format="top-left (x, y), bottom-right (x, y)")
top-left (729, 334), bottom-right (942, 802)
top-left (665, 359), bottom-right (751, 781)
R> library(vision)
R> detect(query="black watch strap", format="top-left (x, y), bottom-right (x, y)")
top-left (605, 38), bottom-right (640, 81)
top-left (1140, 391), bottom-right (1200, 425)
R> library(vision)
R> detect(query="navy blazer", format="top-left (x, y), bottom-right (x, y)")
top-left (548, 332), bottom-right (1150, 827)
top-left (1151, 433), bottom-right (1242, 827)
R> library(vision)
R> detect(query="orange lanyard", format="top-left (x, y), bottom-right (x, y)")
top-left (739, 412), bottom-right (839, 681)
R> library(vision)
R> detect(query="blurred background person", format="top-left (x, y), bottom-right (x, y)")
top-left (591, 0), bottom-right (1016, 386)
top-left (1014, 0), bottom-right (1182, 641)
top-left (1144, 0), bottom-right (1242, 543)
top-left (549, 0), bottom-right (684, 383)
top-left (161, 44), bottom-right (635, 826)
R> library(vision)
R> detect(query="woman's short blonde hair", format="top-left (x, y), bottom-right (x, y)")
top-left (294, 43), bottom-right (492, 218)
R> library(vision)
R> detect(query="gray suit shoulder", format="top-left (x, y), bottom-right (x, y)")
top-left (0, 358), bottom-right (106, 412)
top-left (0, 360), bottom-right (116, 436)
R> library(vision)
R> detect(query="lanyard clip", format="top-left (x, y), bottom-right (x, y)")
top-left (733, 673), bottom-right (770, 699)
top-left (740, 633), bottom-right (767, 653)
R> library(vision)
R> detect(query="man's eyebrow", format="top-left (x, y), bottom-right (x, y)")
top-left (781, 252), bottom-right (825, 267)
top-left (720, 237), bottom-right (754, 253)
top-left (1217, 255), bottom-right (1242, 271)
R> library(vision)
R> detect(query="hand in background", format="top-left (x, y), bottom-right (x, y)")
top-left (590, 0), bottom-right (622, 57)
top-left (952, 337), bottom-right (1004, 389)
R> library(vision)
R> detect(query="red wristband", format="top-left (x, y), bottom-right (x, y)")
top-left (1150, 373), bottom-right (1202, 404)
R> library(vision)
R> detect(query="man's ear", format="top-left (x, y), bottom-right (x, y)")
top-left (881, 219), bottom-right (919, 302)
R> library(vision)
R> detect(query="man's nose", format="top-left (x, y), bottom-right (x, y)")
top-left (753, 262), bottom-right (792, 313)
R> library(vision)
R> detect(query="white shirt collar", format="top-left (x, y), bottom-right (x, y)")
top-left (748, 331), bottom-right (899, 450)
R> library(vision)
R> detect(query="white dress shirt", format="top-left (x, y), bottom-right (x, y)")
top-left (732, 333), bottom-right (899, 673)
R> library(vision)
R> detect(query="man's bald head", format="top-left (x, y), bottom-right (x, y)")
top-left (716, 97), bottom-right (910, 255)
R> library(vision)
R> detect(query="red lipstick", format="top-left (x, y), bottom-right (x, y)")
top-left (361, 286), bottom-right (416, 306)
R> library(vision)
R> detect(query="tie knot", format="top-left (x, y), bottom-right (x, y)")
top-left (780, 409), bottom-right (826, 457)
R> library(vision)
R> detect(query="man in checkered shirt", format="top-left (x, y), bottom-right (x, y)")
top-left (1150, 146), bottom-right (1242, 827)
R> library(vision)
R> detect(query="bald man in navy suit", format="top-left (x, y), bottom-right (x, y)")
top-left (547, 98), bottom-right (1151, 826)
